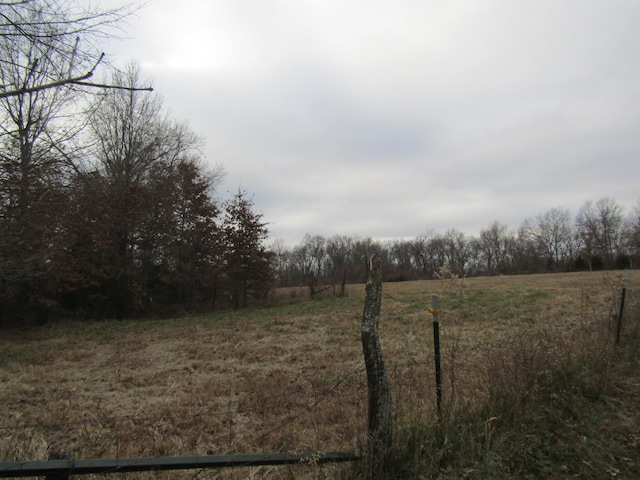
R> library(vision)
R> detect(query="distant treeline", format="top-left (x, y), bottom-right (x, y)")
top-left (271, 197), bottom-right (640, 288)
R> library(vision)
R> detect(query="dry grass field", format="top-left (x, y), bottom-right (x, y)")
top-left (1, 270), bottom-right (638, 479)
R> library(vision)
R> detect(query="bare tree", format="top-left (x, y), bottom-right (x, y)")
top-left (0, 0), bottom-right (144, 98)
top-left (479, 221), bottom-right (512, 274)
top-left (269, 238), bottom-right (292, 286)
top-left (387, 239), bottom-right (414, 279)
top-left (80, 63), bottom-right (202, 318)
top-left (521, 207), bottom-right (574, 271)
top-left (302, 233), bottom-right (326, 278)
top-left (442, 228), bottom-right (472, 276)
top-left (291, 242), bottom-right (313, 286)
top-left (325, 234), bottom-right (352, 280)
top-left (0, 1), bottom-right (141, 292)
top-left (0, 0), bottom-right (136, 324)
top-left (88, 63), bottom-right (197, 184)
top-left (409, 235), bottom-right (428, 274)
top-left (575, 197), bottom-right (624, 269)
top-left (622, 199), bottom-right (640, 267)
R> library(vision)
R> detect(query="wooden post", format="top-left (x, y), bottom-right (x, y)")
top-left (361, 254), bottom-right (392, 478)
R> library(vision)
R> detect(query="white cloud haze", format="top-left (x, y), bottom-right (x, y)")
top-left (102, 0), bottom-right (640, 245)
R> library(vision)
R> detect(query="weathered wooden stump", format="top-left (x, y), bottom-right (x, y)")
top-left (361, 254), bottom-right (392, 478)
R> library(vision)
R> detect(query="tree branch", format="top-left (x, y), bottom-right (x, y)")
top-left (70, 80), bottom-right (153, 92)
top-left (0, 52), bottom-right (153, 99)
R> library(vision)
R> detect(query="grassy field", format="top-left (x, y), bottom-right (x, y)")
top-left (1, 270), bottom-right (639, 479)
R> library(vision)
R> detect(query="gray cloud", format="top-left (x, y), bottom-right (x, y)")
top-left (101, 0), bottom-right (640, 245)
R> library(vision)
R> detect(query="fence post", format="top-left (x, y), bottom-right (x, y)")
top-left (615, 270), bottom-right (628, 346)
top-left (46, 453), bottom-right (70, 480)
top-left (361, 254), bottom-right (392, 478)
top-left (428, 295), bottom-right (442, 418)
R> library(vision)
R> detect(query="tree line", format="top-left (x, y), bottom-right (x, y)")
top-left (3, 2), bottom-right (638, 327)
top-left (272, 197), bottom-right (640, 289)
top-left (0, 1), bottom-right (272, 327)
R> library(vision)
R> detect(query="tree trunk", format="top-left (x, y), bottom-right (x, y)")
top-left (361, 254), bottom-right (392, 478)
top-left (341, 269), bottom-right (347, 298)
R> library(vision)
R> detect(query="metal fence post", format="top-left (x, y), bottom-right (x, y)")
top-left (428, 295), bottom-right (442, 418)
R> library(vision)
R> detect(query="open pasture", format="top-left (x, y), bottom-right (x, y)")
top-left (1, 270), bottom-right (637, 478)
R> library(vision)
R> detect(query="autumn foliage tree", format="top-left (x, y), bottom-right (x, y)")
top-left (0, 3), bottom-right (276, 328)
top-left (51, 64), bottom-right (228, 319)
top-left (143, 158), bottom-right (224, 311)
top-left (0, 0), bottom-right (113, 324)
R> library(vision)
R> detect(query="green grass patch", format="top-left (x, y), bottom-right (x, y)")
top-left (0, 341), bottom-right (73, 367)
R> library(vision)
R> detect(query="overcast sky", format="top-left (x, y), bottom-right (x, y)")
top-left (102, 1), bottom-right (640, 245)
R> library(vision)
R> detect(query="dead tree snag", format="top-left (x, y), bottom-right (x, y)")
top-left (361, 254), bottom-right (392, 477)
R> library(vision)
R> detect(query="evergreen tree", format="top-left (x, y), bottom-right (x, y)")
top-left (222, 190), bottom-right (273, 308)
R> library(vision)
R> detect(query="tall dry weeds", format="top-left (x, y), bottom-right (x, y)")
top-left (385, 271), bottom-right (640, 479)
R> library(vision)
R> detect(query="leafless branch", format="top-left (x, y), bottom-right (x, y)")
top-left (71, 80), bottom-right (153, 92)
top-left (0, 53), bottom-right (152, 98)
